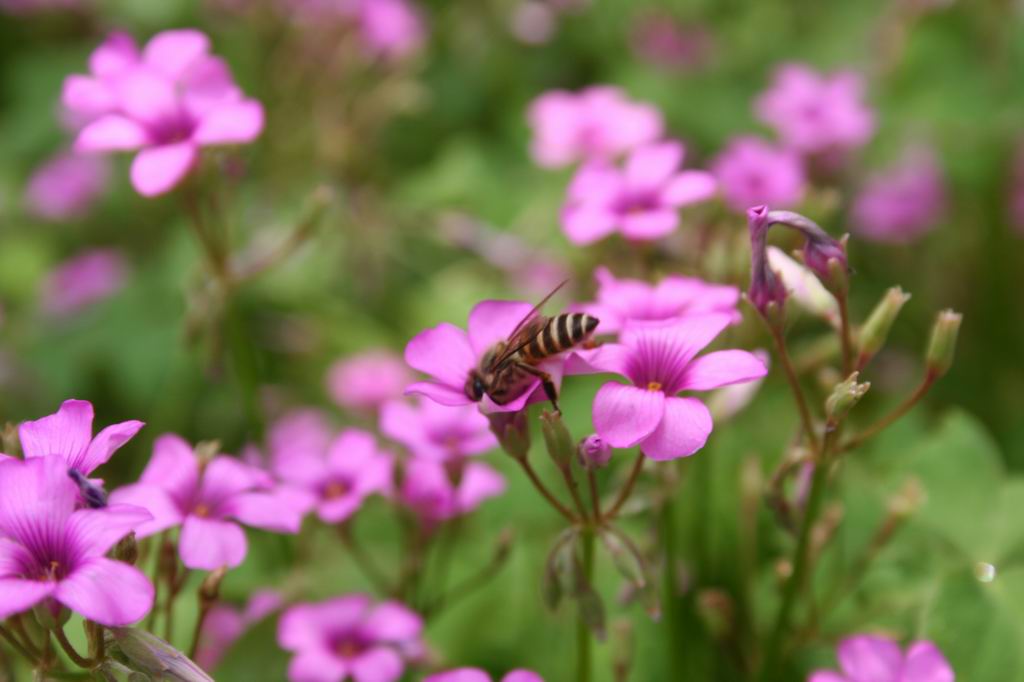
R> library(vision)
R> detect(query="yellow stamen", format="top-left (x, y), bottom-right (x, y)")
top-left (194, 503), bottom-right (210, 518)
top-left (647, 381), bottom-right (663, 391)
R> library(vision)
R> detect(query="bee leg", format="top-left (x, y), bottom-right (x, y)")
top-left (517, 363), bottom-right (561, 414)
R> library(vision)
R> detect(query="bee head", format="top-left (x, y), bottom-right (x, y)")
top-left (464, 371), bottom-right (486, 402)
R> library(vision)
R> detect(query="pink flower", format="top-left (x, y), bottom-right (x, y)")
top-left (588, 315), bottom-right (767, 460)
top-left (277, 594), bottom-right (423, 682)
top-left (41, 248), bottom-right (128, 318)
top-left (25, 152), bottom-right (109, 221)
top-left (270, 428), bottom-right (393, 524)
top-left (399, 456), bottom-right (505, 524)
top-left (527, 86), bottom-right (663, 168)
top-left (712, 136), bottom-right (805, 212)
top-left (852, 147), bottom-right (946, 243)
top-left (379, 397), bottom-right (496, 461)
top-left (0, 456), bottom-right (154, 626)
top-left (196, 589), bottom-right (283, 671)
top-left (19, 398), bottom-right (144, 476)
top-left (68, 29), bottom-right (264, 197)
top-left (425, 669), bottom-right (543, 682)
top-left (327, 351), bottom-right (413, 412)
top-left (561, 141), bottom-right (717, 245)
top-left (404, 300), bottom-right (566, 412)
top-left (629, 14), bottom-right (714, 72)
top-left (580, 266), bottom-right (739, 334)
top-left (809, 634), bottom-right (954, 682)
top-left (755, 63), bottom-right (875, 155)
top-left (356, 0), bottom-right (424, 58)
top-left (61, 31), bottom-right (140, 126)
top-left (109, 434), bottom-right (301, 569)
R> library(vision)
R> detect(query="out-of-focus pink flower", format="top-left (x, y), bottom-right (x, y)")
top-left (851, 147), bottom-right (946, 243)
top-left (510, 1), bottom-right (556, 45)
top-left (110, 434), bottom-right (301, 569)
top-left (327, 351), bottom-right (413, 412)
top-left (60, 31), bottom-right (140, 127)
top-left (425, 669), bottom-right (544, 682)
top-left (270, 428), bottom-right (393, 524)
top-left (41, 248), bottom-right (128, 318)
top-left (755, 63), bottom-right (874, 155)
top-left (404, 300), bottom-right (566, 413)
top-left (25, 152), bottom-right (109, 220)
top-left (586, 315), bottom-right (767, 460)
top-left (0, 456), bottom-right (153, 626)
top-left (277, 594), bottom-right (423, 682)
top-left (19, 398), bottom-right (144, 477)
top-left (67, 29), bottom-right (263, 197)
top-left (707, 349), bottom-right (769, 421)
top-left (629, 13), bottom-right (714, 72)
top-left (527, 86), bottom-right (663, 168)
top-left (196, 589), bottom-right (283, 671)
top-left (580, 266), bottom-right (739, 334)
top-left (400, 457), bottom-right (505, 524)
top-left (561, 141), bottom-right (717, 245)
top-left (380, 397), bottom-right (496, 461)
top-left (577, 434), bottom-right (611, 468)
top-left (357, 0), bottom-right (424, 58)
top-left (712, 136), bottom-right (805, 212)
top-left (268, 409), bottom-right (334, 474)
top-left (809, 634), bottom-right (954, 682)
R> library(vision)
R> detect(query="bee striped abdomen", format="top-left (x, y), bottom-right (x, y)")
top-left (523, 313), bottom-right (598, 362)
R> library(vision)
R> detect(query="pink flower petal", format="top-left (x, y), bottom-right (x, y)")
top-left (807, 673), bottom-right (847, 682)
top-left (903, 641), bottom-right (954, 682)
top-left (425, 670), bottom-right (490, 682)
top-left (619, 209), bottom-right (679, 241)
top-left (193, 99), bottom-right (264, 146)
top-left (179, 516), bottom-right (247, 570)
top-left (316, 494), bottom-right (364, 524)
top-left (0, 458), bottom-right (77, 547)
top-left (327, 429), bottom-right (380, 473)
top-left (199, 456), bottom-right (260, 506)
top-left (467, 300), bottom-right (535, 357)
top-left (624, 141), bottom-right (683, 192)
top-left (455, 462), bottom-right (506, 513)
top-left (837, 635), bottom-right (902, 682)
top-left (504, 672), bottom-right (544, 682)
top-left (621, 313), bottom-right (734, 373)
top-left (287, 649), bottom-right (349, 682)
top-left (404, 381), bottom-right (473, 406)
top-left (679, 350), bottom-right (768, 392)
top-left (142, 29), bottom-right (210, 79)
top-left (107, 483), bottom-right (183, 538)
top-left (62, 76), bottom-right (116, 120)
top-left (79, 419), bottom-right (144, 473)
top-left (56, 558), bottom-right (153, 626)
top-left (225, 492), bottom-right (302, 533)
top-left (278, 596), bottom-right (371, 651)
top-left (592, 382), bottom-right (665, 448)
top-left (114, 68), bottom-right (179, 127)
top-left (663, 170), bottom-right (718, 206)
top-left (89, 32), bottom-right (139, 77)
top-left (65, 504), bottom-right (152, 559)
top-left (19, 398), bottom-right (94, 465)
top-left (130, 141), bottom-right (198, 197)
top-left (0, 578), bottom-right (55, 620)
top-left (638, 396), bottom-right (712, 460)
top-left (362, 601), bottom-right (423, 641)
top-left (140, 433), bottom-right (200, 504)
top-left (350, 646), bottom-right (404, 682)
top-left (404, 323), bottom-right (476, 388)
top-left (566, 163), bottom-right (622, 203)
top-left (562, 205), bottom-right (618, 245)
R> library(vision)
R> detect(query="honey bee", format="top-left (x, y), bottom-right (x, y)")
top-left (464, 282), bottom-right (599, 413)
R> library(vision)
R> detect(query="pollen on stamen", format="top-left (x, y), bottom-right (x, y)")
top-left (194, 503), bottom-right (210, 518)
top-left (647, 381), bottom-right (663, 391)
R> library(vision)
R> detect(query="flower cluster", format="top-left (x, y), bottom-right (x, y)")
top-left (810, 634), bottom-right (954, 682)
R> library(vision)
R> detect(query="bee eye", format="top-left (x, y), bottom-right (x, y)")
top-left (473, 378), bottom-right (486, 399)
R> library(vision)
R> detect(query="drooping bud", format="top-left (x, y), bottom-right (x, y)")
top-left (95, 658), bottom-right (150, 681)
top-left (487, 410), bottom-right (530, 459)
top-left (768, 209), bottom-right (850, 293)
top-left (825, 372), bottom-right (870, 427)
top-left (115, 532), bottom-right (139, 566)
top-left (33, 601), bottom-right (70, 630)
top-left (746, 205), bottom-right (788, 325)
top-left (925, 309), bottom-right (962, 378)
top-left (107, 628), bottom-right (213, 682)
top-left (857, 287), bottom-right (911, 368)
top-left (540, 410), bottom-right (574, 471)
top-left (68, 468), bottom-right (108, 508)
top-left (577, 434), bottom-right (612, 468)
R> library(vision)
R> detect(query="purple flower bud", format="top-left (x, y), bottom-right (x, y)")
top-left (746, 205), bottom-right (788, 318)
top-left (766, 209), bottom-right (849, 288)
top-left (68, 467), bottom-right (108, 508)
top-left (577, 434), bottom-right (612, 468)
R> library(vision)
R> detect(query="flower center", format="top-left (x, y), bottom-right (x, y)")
top-left (194, 503), bottom-right (211, 518)
top-left (324, 481), bottom-right (349, 500)
top-left (647, 381), bottom-right (663, 391)
top-left (332, 635), bottom-right (366, 659)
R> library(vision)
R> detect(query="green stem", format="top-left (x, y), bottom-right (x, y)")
top-left (339, 523), bottom-right (394, 596)
top-left (577, 529), bottom-right (594, 682)
top-left (837, 294), bottom-right (854, 375)
top-left (0, 625), bottom-right (35, 664)
top-left (604, 452), bottom-right (644, 521)
top-left (769, 327), bottom-right (820, 452)
top-left (661, 495), bottom-right (685, 675)
top-left (53, 626), bottom-right (94, 669)
top-left (514, 456), bottom-right (578, 523)
top-left (839, 373), bottom-right (935, 453)
top-left (586, 468), bottom-right (601, 521)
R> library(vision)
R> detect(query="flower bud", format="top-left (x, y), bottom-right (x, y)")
top-left (487, 410), bottom-right (530, 459)
top-left (925, 309), bottom-right (962, 378)
top-left (115, 532), bottom-right (139, 566)
top-left (746, 206), bottom-right (788, 325)
top-left (825, 372), bottom-right (870, 427)
top-left (33, 601), bottom-right (70, 629)
top-left (768, 209), bottom-right (850, 293)
top-left (200, 566), bottom-right (228, 603)
top-left (857, 287), bottom-right (911, 368)
top-left (107, 628), bottom-right (213, 682)
top-left (540, 410), bottom-right (574, 471)
top-left (577, 434), bottom-right (612, 468)
top-left (611, 618), bottom-right (635, 682)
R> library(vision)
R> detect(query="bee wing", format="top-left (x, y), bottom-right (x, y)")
top-left (488, 280), bottom-right (568, 370)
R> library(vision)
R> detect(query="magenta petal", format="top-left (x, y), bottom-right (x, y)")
top-left (467, 300), bottom-right (536, 357)
top-left (80, 419), bottom-right (144, 473)
top-left (405, 323), bottom-right (475, 388)
top-left (65, 504), bottom-right (152, 559)
top-left (0, 457), bottom-right (78, 545)
top-left (278, 596), bottom-right (371, 651)
top-left (62, 76), bottom-right (115, 119)
top-left (142, 29), bottom-right (210, 79)
top-left (350, 646), bottom-right (404, 682)
top-left (404, 381), bottom-right (473, 406)
top-left (200, 456), bottom-right (260, 504)
top-left (362, 601), bottom-right (423, 641)
top-left (807, 673), bottom-right (847, 682)
top-left (619, 210), bottom-right (679, 241)
top-left (193, 100), bottom-right (264, 145)
top-left (680, 350), bottom-right (768, 391)
top-left (287, 650), bottom-right (349, 682)
top-left (179, 516), bottom-right (247, 570)
top-left (456, 462), bottom-right (506, 512)
top-left (74, 115), bottom-right (149, 153)
top-left (639, 396), bottom-right (712, 461)
top-left (56, 558), bottom-right (153, 626)
top-left (503, 672), bottom-right (544, 682)
top-left (19, 398), bottom-right (94, 463)
top-left (141, 434), bottom-right (199, 494)
top-left (662, 170), bottom-right (718, 206)
top-left (327, 429), bottom-right (379, 473)
top-left (0, 578), bottom-right (55, 620)
top-left (625, 141), bottom-right (683, 192)
top-left (130, 142), bottom-right (198, 197)
top-left (107, 484), bottom-right (182, 538)
top-left (837, 635), bottom-right (902, 681)
top-left (902, 641), bottom-right (954, 682)
top-left (425, 670), bottom-right (490, 682)
top-left (316, 494), bottom-right (364, 524)
top-left (592, 382), bottom-right (665, 448)
top-left (562, 205), bottom-right (618, 245)
top-left (226, 492), bottom-right (302, 533)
